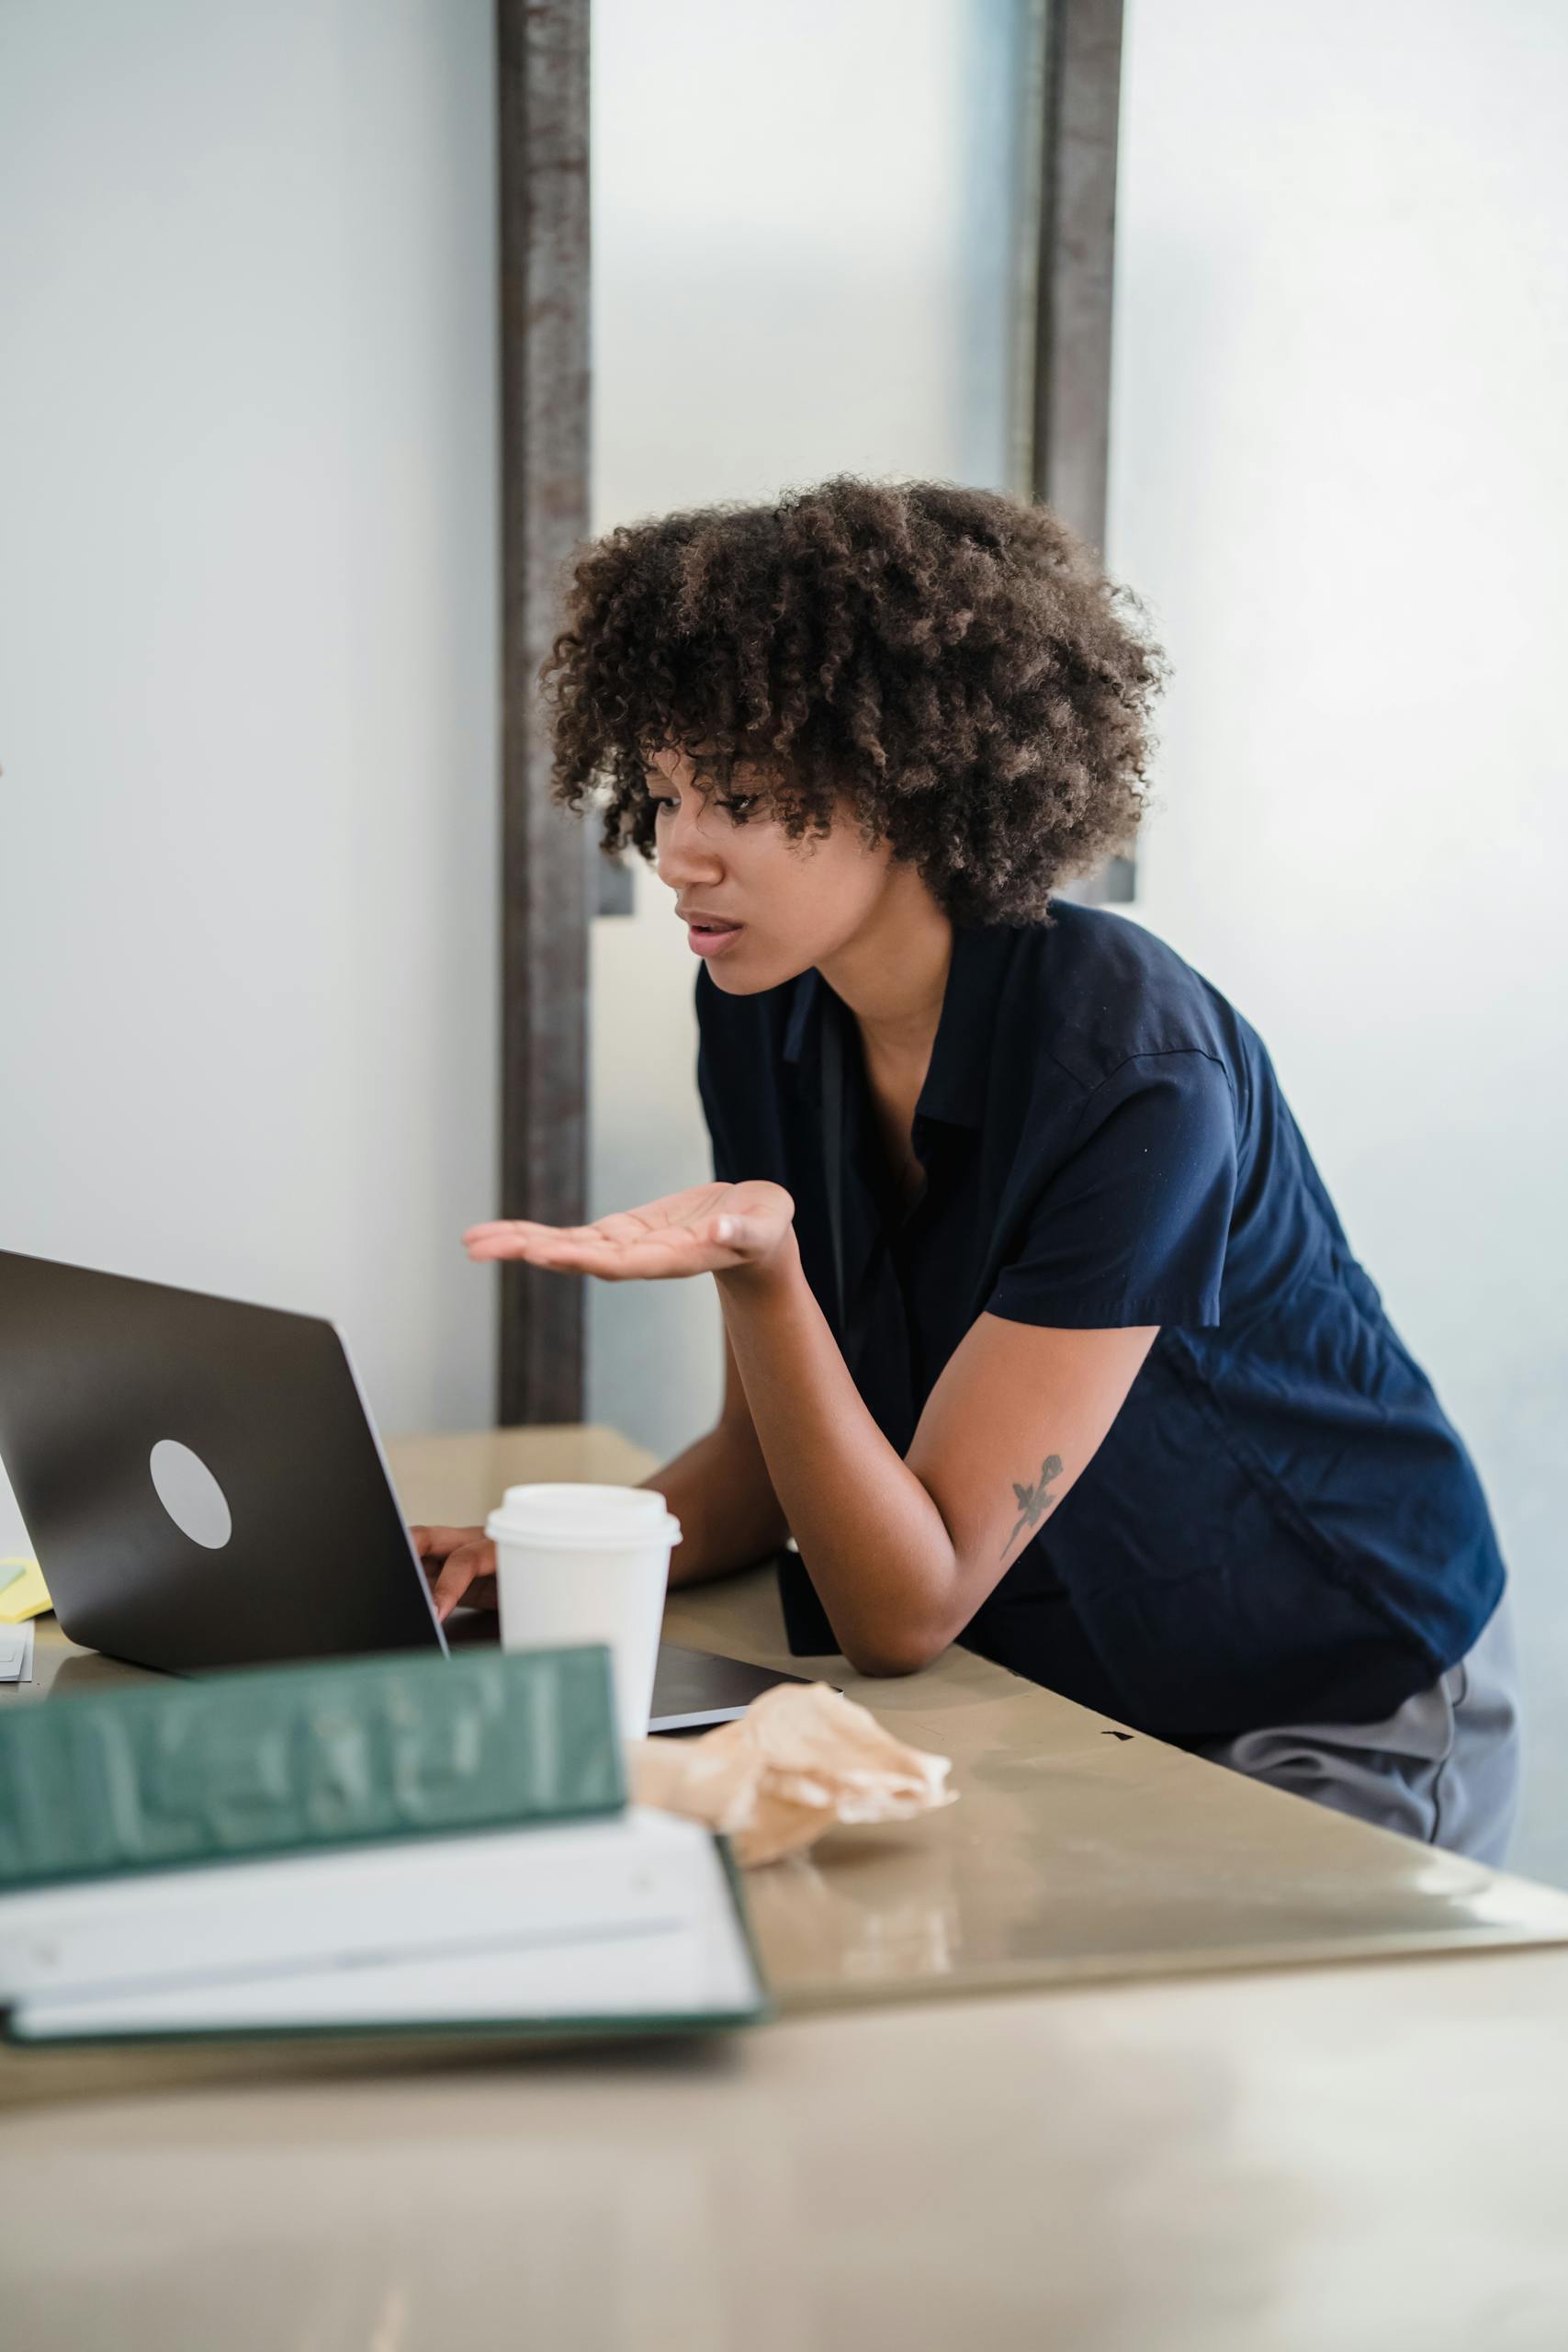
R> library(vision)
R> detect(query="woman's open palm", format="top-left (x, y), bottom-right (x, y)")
top-left (463, 1181), bottom-right (795, 1283)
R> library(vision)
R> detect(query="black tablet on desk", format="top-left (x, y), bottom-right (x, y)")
top-left (446, 1611), bottom-right (829, 1732)
top-left (649, 1641), bottom-right (823, 1734)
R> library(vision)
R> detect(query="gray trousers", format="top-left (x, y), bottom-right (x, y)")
top-left (1194, 1589), bottom-right (1521, 1867)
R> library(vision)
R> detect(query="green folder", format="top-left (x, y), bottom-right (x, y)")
top-left (0, 1644), bottom-right (626, 1890)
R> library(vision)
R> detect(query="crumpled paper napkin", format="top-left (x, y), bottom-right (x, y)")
top-left (630, 1679), bottom-right (956, 1867)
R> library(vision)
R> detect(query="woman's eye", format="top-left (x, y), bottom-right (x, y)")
top-left (646, 791), bottom-right (754, 819)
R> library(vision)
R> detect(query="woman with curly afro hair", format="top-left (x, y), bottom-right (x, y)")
top-left (439, 474), bottom-right (1517, 1863)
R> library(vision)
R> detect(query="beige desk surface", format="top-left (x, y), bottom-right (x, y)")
top-left (4, 1952), bottom-right (1568, 2351)
top-left (8, 1422), bottom-right (1568, 2018)
top-left (6, 1427), bottom-right (1568, 2346)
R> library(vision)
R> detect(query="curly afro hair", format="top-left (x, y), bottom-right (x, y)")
top-left (539, 475), bottom-right (1166, 925)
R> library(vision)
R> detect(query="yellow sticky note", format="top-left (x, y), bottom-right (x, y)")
top-left (0, 1556), bottom-right (51, 1623)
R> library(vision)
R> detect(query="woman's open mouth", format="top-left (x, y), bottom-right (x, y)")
top-left (684, 920), bottom-right (745, 958)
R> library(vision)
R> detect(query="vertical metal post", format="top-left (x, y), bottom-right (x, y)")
top-left (497, 0), bottom-right (591, 1422)
top-left (1025, 0), bottom-right (1135, 903)
top-left (1032, 0), bottom-right (1125, 551)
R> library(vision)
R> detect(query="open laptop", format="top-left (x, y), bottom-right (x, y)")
top-left (0, 1250), bottom-right (818, 1732)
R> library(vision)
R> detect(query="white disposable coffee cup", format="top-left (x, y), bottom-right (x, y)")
top-left (484, 1483), bottom-right (682, 1743)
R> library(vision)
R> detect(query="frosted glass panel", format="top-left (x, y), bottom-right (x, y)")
top-left (588, 0), bottom-right (1033, 1464)
top-left (592, 0), bottom-right (1031, 528)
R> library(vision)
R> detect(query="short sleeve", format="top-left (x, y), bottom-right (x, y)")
top-left (986, 1052), bottom-right (1237, 1329)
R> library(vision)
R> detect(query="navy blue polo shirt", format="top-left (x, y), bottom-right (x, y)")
top-left (694, 906), bottom-right (1506, 1742)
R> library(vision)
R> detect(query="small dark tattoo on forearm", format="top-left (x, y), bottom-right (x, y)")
top-left (1001, 1453), bottom-right (1064, 1557)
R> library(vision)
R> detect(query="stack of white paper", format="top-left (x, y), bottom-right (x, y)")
top-left (0, 1806), bottom-right (766, 2042)
top-left (0, 1621), bottom-right (34, 1683)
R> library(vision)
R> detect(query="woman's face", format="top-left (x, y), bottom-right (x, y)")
top-left (647, 743), bottom-right (897, 993)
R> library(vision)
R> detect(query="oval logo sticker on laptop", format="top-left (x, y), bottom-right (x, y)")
top-left (149, 1439), bottom-right (233, 1551)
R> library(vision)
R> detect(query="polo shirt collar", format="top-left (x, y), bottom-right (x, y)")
top-left (782, 920), bottom-right (1015, 1131)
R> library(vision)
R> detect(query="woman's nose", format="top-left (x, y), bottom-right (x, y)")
top-left (654, 805), bottom-right (723, 893)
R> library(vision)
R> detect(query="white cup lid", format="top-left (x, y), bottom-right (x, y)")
top-left (486, 1481), bottom-right (681, 1550)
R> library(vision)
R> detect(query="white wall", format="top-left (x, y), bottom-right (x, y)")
top-left (1109, 0), bottom-right (1568, 1874)
top-left (0, 0), bottom-right (500, 1566)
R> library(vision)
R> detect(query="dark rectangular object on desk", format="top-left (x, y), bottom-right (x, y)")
top-left (650, 1642), bottom-right (823, 1733)
top-left (775, 1544), bottom-right (841, 1658)
top-left (446, 1616), bottom-right (827, 1735)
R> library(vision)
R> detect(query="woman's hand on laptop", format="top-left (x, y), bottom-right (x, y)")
top-left (410, 1525), bottom-right (497, 1623)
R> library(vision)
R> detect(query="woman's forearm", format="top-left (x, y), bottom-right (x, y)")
top-left (637, 1421), bottom-right (791, 1589)
top-left (714, 1229), bottom-right (958, 1670)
